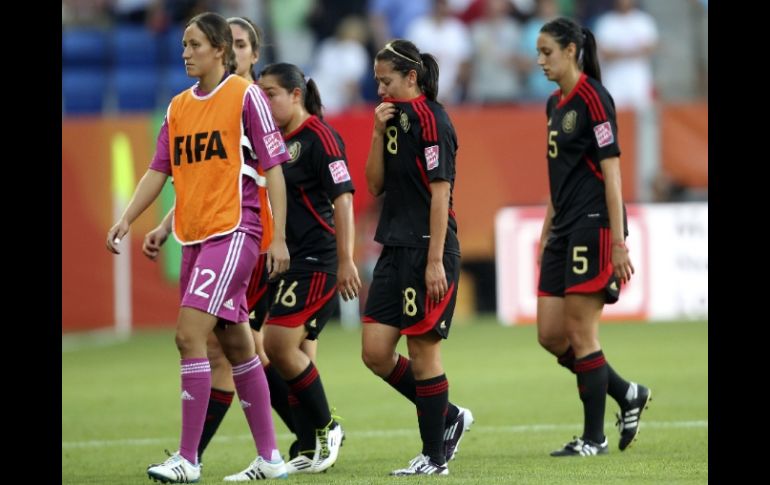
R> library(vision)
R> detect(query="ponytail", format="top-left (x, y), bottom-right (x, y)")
top-left (580, 27), bottom-right (601, 83)
top-left (418, 53), bottom-right (440, 102)
top-left (304, 78), bottom-right (323, 117)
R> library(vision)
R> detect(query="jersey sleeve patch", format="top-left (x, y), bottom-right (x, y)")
top-left (328, 160), bottom-right (351, 184)
top-left (425, 145), bottom-right (439, 170)
top-left (263, 132), bottom-right (286, 157)
top-left (593, 121), bottom-right (614, 147)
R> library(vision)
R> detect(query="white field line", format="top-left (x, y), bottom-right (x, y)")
top-left (62, 420), bottom-right (707, 449)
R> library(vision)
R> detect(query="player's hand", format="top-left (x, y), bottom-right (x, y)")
top-left (337, 259), bottom-right (362, 301)
top-left (425, 259), bottom-right (447, 304)
top-left (106, 220), bottom-right (130, 254)
top-left (611, 242), bottom-right (635, 285)
top-left (267, 238), bottom-right (290, 280)
top-left (373, 102), bottom-right (397, 135)
top-left (142, 225), bottom-right (170, 261)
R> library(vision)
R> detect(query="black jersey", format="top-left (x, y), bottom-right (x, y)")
top-left (545, 73), bottom-right (626, 236)
top-left (374, 95), bottom-right (460, 255)
top-left (281, 115), bottom-right (355, 273)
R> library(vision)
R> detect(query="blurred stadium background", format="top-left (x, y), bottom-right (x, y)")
top-left (62, 1), bottom-right (707, 481)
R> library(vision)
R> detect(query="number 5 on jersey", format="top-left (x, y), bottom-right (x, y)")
top-left (548, 130), bottom-right (558, 158)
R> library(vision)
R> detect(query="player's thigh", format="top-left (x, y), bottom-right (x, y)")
top-left (180, 231), bottom-right (260, 324)
top-left (564, 227), bottom-right (618, 303)
top-left (363, 246), bottom-right (403, 328)
top-left (266, 269), bottom-right (337, 339)
top-left (399, 248), bottom-right (460, 340)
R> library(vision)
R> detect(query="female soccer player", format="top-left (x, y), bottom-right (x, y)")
top-left (142, 16), bottom-right (310, 463)
top-left (258, 62), bottom-right (359, 474)
top-left (107, 12), bottom-right (290, 482)
top-left (361, 39), bottom-right (473, 476)
top-left (534, 17), bottom-right (651, 457)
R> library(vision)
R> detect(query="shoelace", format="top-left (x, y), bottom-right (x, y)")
top-left (330, 406), bottom-right (345, 423)
top-left (160, 449), bottom-right (179, 465)
top-left (315, 427), bottom-right (330, 459)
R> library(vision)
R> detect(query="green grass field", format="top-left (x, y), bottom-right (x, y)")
top-left (62, 317), bottom-right (707, 484)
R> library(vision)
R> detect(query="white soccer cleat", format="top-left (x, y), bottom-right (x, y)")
top-left (223, 456), bottom-right (288, 481)
top-left (146, 451), bottom-right (200, 483)
top-left (312, 421), bottom-right (343, 473)
top-left (285, 454), bottom-right (315, 474)
top-left (390, 454), bottom-right (449, 476)
top-left (444, 405), bottom-right (474, 461)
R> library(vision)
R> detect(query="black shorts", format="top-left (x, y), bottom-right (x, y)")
top-left (363, 246), bottom-right (460, 339)
top-left (265, 269), bottom-right (338, 340)
top-left (246, 253), bottom-right (270, 331)
top-left (538, 226), bottom-right (620, 304)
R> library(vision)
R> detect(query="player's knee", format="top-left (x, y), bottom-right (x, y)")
top-left (207, 347), bottom-right (229, 371)
top-left (361, 347), bottom-right (389, 376)
top-left (263, 338), bottom-right (290, 369)
top-left (537, 332), bottom-right (566, 354)
top-left (174, 331), bottom-right (197, 355)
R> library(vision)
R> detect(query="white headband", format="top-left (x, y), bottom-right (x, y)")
top-left (227, 17), bottom-right (259, 42)
top-left (383, 42), bottom-right (422, 66)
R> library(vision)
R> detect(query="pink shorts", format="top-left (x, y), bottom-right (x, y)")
top-left (179, 231), bottom-right (259, 324)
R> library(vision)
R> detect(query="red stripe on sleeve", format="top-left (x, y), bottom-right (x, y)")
top-left (577, 88), bottom-right (600, 122)
top-left (580, 83), bottom-right (607, 121)
top-left (310, 118), bottom-right (341, 157)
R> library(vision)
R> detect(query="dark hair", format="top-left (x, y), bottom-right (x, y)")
top-left (259, 63), bottom-right (324, 117)
top-left (375, 39), bottom-right (440, 102)
top-left (540, 17), bottom-right (601, 82)
top-left (227, 16), bottom-right (263, 81)
top-left (187, 12), bottom-right (236, 74)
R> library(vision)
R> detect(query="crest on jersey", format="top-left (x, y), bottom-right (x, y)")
top-left (287, 141), bottom-right (301, 163)
top-left (562, 110), bottom-right (577, 133)
top-left (400, 111), bottom-right (410, 133)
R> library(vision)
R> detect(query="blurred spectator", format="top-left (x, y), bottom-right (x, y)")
top-left (519, 0), bottom-right (561, 101)
top-left (651, 171), bottom-right (706, 202)
top-left (268, 0), bottom-right (316, 70)
top-left (468, 0), bottom-right (528, 103)
top-left (691, 0), bottom-right (707, 97)
top-left (308, 0), bottom-right (367, 42)
top-left (111, 0), bottom-right (158, 24)
top-left (509, 0), bottom-right (536, 19)
top-left (574, 0), bottom-right (614, 27)
top-left (405, 0), bottom-right (472, 104)
top-left (367, 0), bottom-right (431, 49)
top-left (218, 0), bottom-right (264, 24)
top-left (311, 16), bottom-right (370, 115)
top-left (62, 0), bottom-right (112, 27)
top-left (594, 0), bottom-right (658, 110)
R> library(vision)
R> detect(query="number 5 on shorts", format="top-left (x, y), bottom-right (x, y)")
top-left (572, 246), bottom-right (588, 275)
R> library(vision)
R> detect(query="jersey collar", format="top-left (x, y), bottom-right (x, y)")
top-left (382, 94), bottom-right (426, 103)
top-left (556, 73), bottom-right (587, 109)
